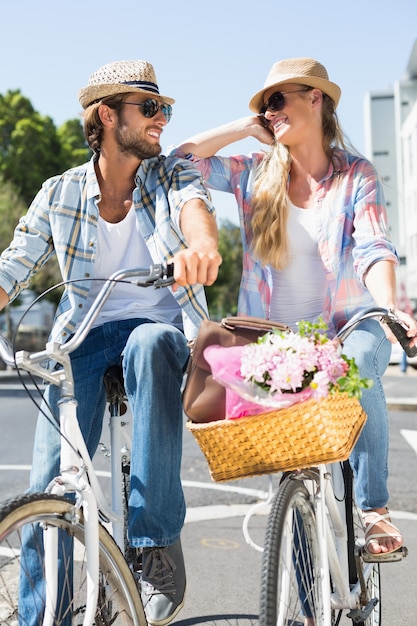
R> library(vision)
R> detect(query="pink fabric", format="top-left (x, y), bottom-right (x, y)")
top-left (204, 344), bottom-right (312, 419)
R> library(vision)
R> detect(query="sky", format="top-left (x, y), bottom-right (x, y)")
top-left (1, 0), bottom-right (416, 225)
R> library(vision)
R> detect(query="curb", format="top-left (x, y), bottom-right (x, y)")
top-left (386, 398), bottom-right (417, 411)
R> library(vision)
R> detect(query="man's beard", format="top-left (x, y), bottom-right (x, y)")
top-left (115, 119), bottom-right (161, 160)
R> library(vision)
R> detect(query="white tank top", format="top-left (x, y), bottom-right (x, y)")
top-left (269, 202), bottom-right (326, 331)
top-left (83, 207), bottom-right (182, 329)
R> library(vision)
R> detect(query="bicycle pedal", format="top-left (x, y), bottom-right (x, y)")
top-left (360, 545), bottom-right (408, 562)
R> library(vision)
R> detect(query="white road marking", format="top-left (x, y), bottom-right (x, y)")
top-left (401, 428), bottom-right (417, 455)
top-left (1, 466), bottom-right (415, 523)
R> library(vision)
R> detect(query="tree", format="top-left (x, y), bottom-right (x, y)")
top-left (0, 175), bottom-right (26, 252)
top-left (0, 90), bottom-right (89, 205)
top-left (0, 90), bottom-right (90, 305)
top-left (0, 175), bottom-right (29, 342)
top-left (206, 220), bottom-right (243, 319)
top-left (57, 119), bottom-right (91, 171)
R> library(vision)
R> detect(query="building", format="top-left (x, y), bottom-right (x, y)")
top-left (364, 38), bottom-right (417, 311)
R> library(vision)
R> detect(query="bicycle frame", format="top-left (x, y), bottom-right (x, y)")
top-left (257, 306), bottom-right (413, 626)
top-left (315, 462), bottom-right (383, 623)
top-left (0, 264), bottom-right (174, 626)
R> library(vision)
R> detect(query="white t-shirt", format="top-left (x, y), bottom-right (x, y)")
top-left (83, 207), bottom-right (182, 329)
top-left (270, 202), bottom-right (326, 331)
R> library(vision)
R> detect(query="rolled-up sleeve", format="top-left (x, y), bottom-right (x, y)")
top-left (351, 160), bottom-right (398, 284)
top-left (167, 157), bottom-right (215, 229)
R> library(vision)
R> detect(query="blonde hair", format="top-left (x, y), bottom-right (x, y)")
top-left (250, 91), bottom-right (347, 269)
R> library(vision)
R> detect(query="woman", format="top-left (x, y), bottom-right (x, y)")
top-left (172, 57), bottom-right (417, 557)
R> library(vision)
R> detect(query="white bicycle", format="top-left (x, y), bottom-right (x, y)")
top-left (0, 264), bottom-right (174, 626)
top-left (257, 307), bottom-right (411, 626)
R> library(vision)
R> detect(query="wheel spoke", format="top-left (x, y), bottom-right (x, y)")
top-left (0, 493), bottom-right (146, 626)
top-left (260, 477), bottom-right (326, 626)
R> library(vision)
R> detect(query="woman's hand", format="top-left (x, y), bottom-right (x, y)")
top-left (382, 308), bottom-right (417, 352)
top-left (255, 114), bottom-right (276, 144)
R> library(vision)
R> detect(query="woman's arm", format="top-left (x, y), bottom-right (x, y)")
top-left (177, 116), bottom-right (273, 158)
top-left (364, 260), bottom-right (397, 310)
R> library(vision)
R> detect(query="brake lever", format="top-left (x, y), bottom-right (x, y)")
top-left (380, 310), bottom-right (417, 358)
top-left (154, 263), bottom-right (176, 288)
top-left (134, 264), bottom-right (176, 288)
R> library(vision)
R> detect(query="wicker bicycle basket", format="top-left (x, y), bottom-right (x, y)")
top-left (186, 393), bottom-right (366, 482)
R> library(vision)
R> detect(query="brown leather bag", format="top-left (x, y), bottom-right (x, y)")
top-left (183, 316), bottom-right (290, 423)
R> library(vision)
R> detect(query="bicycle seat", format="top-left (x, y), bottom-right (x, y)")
top-left (104, 365), bottom-right (127, 414)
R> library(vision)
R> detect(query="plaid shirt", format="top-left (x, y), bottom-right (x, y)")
top-left (0, 154), bottom-right (214, 342)
top-left (171, 147), bottom-right (398, 336)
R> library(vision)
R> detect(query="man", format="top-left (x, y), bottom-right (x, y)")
top-left (0, 59), bottom-right (222, 625)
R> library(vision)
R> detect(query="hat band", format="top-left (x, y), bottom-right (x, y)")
top-left (121, 79), bottom-right (160, 95)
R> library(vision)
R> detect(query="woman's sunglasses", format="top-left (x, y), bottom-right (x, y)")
top-left (259, 87), bottom-right (312, 115)
top-left (123, 98), bottom-right (173, 123)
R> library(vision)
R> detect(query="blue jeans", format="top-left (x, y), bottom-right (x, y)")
top-left (19, 319), bottom-right (190, 625)
top-left (342, 319), bottom-right (391, 510)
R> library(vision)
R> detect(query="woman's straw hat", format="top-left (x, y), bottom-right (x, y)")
top-left (78, 60), bottom-right (175, 109)
top-left (249, 57), bottom-right (341, 112)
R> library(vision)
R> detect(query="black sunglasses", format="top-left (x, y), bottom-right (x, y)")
top-left (123, 98), bottom-right (173, 123)
top-left (259, 87), bottom-right (312, 115)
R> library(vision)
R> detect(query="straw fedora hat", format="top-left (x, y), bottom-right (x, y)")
top-left (249, 57), bottom-right (341, 112)
top-left (78, 60), bottom-right (175, 109)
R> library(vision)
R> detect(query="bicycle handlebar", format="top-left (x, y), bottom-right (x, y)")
top-left (1, 286), bottom-right (416, 374)
top-left (336, 306), bottom-right (417, 357)
top-left (62, 264), bottom-right (174, 357)
top-left (0, 264), bottom-right (175, 370)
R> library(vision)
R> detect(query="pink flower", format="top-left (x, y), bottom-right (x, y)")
top-left (240, 328), bottom-right (348, 401)
top-left (203, 319), bottom-right (372, 419)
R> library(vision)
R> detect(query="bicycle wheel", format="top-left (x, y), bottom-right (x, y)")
top-left (260, 475), bottom-right (329, 626)
top-left (343, 463), bottom-right (381, 626)
top-left (0, 492), bottom-right (146, 626)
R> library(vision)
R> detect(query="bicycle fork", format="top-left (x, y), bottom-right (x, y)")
top-left (43, 398), bottom-right (100, 626)
top-left (313, 468), bottom-right (333, 626)
top-left (320, 464), bottom-right (378, 622)
top-left (310, 465), bottom-right (353, 625)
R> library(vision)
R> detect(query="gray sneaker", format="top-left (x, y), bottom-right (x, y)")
top-left (140, 539), bottom-right (186, 626)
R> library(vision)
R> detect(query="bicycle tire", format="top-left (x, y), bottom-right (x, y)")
top-left (0, 492), bottom-right (147, 626)
top-left (343, 463), bottom-right (381, 626)
top-left (259, 475), bottom-right (329, 626)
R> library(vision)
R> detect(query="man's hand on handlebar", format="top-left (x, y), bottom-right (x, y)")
top-left (170, 248), bottom-right (222, 291)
